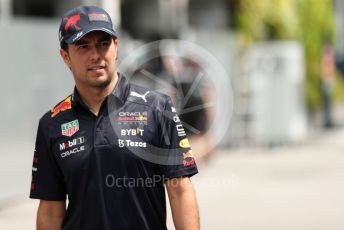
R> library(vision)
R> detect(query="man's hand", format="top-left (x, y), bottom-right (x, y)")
top-left (37, 200), bottom-right (66, 230)
top-left (165, 177), bottom-right (200, 230)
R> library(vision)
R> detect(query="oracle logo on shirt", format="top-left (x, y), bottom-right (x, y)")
top-left (117, 111), bottom-right (148, 125)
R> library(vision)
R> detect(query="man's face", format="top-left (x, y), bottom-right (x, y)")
top-left (60, 31), bottom-right (118, 88)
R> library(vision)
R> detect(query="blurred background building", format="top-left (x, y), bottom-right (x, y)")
top-left (1, 0), bottom-right (344, 192)
top-left (1, 0), bottom-right (344, 147)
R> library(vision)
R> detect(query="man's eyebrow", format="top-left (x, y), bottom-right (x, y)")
top-left (98, 35), bottom-right (112, 42)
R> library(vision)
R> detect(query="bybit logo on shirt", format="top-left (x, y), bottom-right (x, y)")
top-left (121, 128), bottom-right (144, 136)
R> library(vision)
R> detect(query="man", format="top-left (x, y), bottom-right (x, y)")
top-left (30, 5), bottom-right (200, 230)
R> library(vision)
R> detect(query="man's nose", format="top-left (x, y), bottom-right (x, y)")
top-left (89, 43), bottom-right (101, 61)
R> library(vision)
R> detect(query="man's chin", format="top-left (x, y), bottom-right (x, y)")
top-left (87, 76), bottom-right (113, 88)
top-left (93, 80), bottom-right (112, 88)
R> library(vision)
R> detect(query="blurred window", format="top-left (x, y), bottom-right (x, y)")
top-left (12, 0), bottom-right (56, 17)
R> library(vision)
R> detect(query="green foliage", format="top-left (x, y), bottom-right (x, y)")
top-left (234, 0), bottom-right (299, 41)
top-left (234, 0), bottom-right (337, 108)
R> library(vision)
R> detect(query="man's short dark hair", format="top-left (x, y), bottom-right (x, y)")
top-left (61, 42), bottom-right (69, 52)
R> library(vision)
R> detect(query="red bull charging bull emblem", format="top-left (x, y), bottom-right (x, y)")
top-left (51, 96), bottom-right (72, 118)
top-left (64, 14), bottom-right (81, 31)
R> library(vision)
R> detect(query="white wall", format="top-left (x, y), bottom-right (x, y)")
top-left (0, 19), bottom-right (74, 142)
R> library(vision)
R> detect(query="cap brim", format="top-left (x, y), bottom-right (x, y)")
top-left (65, 27), bottom-right (117, 44)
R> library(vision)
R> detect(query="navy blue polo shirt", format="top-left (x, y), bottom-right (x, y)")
top-left (30, 74), bottom-right (198, 230)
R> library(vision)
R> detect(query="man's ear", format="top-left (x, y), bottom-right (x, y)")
top-left (113, 37), bottom-right (119, 49)
top-left (113, 38), bottom-right (119, 60)
top-left (60, 48), bottom-right (71, 69)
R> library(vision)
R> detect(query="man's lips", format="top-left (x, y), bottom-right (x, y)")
top-left (88, 65), bottom-right (105, 71)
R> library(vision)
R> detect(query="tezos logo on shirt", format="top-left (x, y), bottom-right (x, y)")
top-left (118, 139), bottom-right (147, 148)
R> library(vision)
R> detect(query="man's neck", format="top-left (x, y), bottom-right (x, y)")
top-left (76, 73), bottom-right (119, 116)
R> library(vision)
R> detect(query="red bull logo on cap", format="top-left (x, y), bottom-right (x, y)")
top-left (51, 96), bottom-right (72, 118)
top-left (64, 14), bottom-right (81, 32)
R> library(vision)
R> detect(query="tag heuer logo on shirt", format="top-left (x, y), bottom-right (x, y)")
top-left (61, 120), bottom-right (79, 137)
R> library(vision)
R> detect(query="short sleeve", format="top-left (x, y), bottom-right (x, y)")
top-left (30, 118), bottom-right (66, 200)
top-left (158, 96), bottom-right (198, 180)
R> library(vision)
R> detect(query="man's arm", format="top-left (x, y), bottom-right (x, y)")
top-left (37, 200), bottom-right (66, 230)
top-left (165, 177), bottom-right (200, 230)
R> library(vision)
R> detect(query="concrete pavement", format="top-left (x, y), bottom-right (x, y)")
top-left (1, 128), bottom-right (344, 229)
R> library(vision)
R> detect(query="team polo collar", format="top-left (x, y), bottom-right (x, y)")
top-left (110, 73), bottom-right (130, 103)
top-left (71, 89), bottom-right (86, 108)
top-left (71, 73), bottom-right (130, 107)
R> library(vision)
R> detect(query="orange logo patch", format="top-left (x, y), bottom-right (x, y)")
top-left (183, 150), bottom-right (194, 159)
top-left (51, 96), bottom-right (72, 118)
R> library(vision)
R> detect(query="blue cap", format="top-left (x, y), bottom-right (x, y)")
top-left (59, 6), bottom-right (117, 47)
